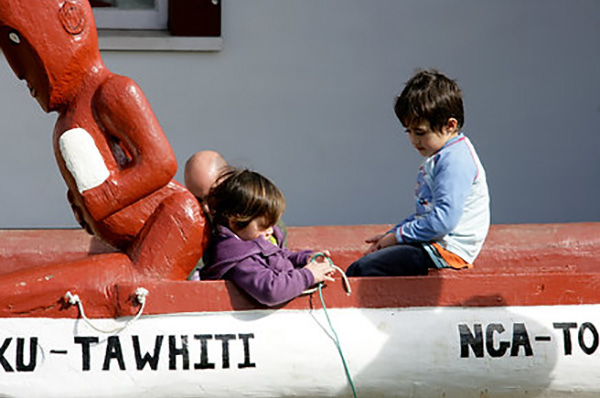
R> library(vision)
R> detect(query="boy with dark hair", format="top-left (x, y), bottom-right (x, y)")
top-left (347, 69), bottom-right (490, 277)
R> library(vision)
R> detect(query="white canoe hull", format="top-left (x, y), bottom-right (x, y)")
top-left (2, 304), bottom-right (600, 397)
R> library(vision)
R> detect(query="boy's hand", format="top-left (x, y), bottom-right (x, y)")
top-left (365, 233), bottom-right (385, 253)
top-left (366, 232), bottom-right (397, 253)
top-left (378, 232), bottom-right (398, 249)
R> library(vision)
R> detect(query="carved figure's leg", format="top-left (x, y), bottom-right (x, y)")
top-left (128, 191), bottom-right (206, 280)
top-left (0, 252), bottom-right (132, 317)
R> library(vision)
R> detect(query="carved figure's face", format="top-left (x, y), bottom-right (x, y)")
top-left (0, 0), bottom-right (100, 112)
top-left (0, 26), bottom-right (51, 111)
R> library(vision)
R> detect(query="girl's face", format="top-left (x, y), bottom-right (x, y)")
top-left (231, 216), bottom-right (274, 241)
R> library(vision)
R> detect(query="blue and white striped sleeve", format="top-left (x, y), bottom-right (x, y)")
top-left (397, 147), bottom-right (477, 243)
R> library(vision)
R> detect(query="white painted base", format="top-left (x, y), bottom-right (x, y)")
top-left (1, 305), bottom-right (599, 397)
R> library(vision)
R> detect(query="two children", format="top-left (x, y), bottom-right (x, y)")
top-left (198, 68), bottom-right (490, 304)
top-left (199, 169), bottom-right (334, 306)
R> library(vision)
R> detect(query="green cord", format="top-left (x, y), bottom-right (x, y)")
top-left (311, 253), bottom-right (358, 398)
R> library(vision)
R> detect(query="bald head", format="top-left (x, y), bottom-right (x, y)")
top-left (184, 151), bottom-right (228, 200)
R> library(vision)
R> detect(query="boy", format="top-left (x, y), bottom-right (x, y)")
top-left (346, 69), bottom-right (490, 277)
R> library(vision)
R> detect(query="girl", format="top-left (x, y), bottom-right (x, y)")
top-left (200, 169), bottom-right (334, 306)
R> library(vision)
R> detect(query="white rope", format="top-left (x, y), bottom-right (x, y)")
top-left (302, 253), bottom-right (352, 296)
top-left (65, 287), bottom-right (149, 334)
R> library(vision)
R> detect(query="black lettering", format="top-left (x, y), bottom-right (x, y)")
top-left (238, 333), bottom-right (256, 368)
top-left (74, 336), bottom-right (99, 371)
top-left (578, 322), bottom-right (599, 355)
top-left (194, 334), bottom-right (215, 370)
top-left (511, 323), bottom-right (533, 357)
top-left (553, 322), bottom-right (577, 355)
top-left (0, 338), bottom-right (14, 372)
top-left (16, 338), bottom-right (37, 372)
top-left (169, 335), bottom-right (189, 370)
top-left (486, 323), bottom-right (510, 357)
top-left (132, 335), bottom-right (163, 370)
top-left (103, 336), bottom-right (126, 371)
top-left (459, 324), bottom-right (484, 358)
top-left (215, 334), bottom-right (236, 369)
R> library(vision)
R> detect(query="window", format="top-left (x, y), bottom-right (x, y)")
top-left (91, 0), bottom-right (168, 30)
top-left (90, 0), bottom-right (222, 51)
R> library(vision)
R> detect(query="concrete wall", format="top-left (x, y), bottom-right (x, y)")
top-left (0, 0), bottom-right (599, 228)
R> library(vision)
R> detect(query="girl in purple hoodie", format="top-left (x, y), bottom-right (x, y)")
top-left (200, 169), bottom-right (334, 306)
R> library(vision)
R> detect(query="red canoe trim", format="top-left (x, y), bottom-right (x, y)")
top-left (0, 223), bottom-right (599, 319)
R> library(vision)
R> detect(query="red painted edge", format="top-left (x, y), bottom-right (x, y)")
top-left (110, 270), bottom-right (600, 317)
top-left (1, 223), bottom-right (599, 319)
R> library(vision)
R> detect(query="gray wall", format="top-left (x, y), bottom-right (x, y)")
top-left (1, 0), bottom-right (599, 228)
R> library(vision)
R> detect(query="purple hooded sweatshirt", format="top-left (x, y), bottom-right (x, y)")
top-left (200, 225), bottom-right (315, 306)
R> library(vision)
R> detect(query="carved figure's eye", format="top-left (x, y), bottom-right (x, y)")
top-left (8, 31), bottom-right (20, 45)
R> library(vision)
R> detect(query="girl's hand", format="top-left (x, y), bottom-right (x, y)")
top-left (312, 250), bottom-right (331, 258)
top-left (305, 256), bottom-right (335, 284)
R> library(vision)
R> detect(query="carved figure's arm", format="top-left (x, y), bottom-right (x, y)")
top-left (79, 75), bottom-right (176, 221)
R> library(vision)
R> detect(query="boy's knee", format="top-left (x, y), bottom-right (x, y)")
top-left (345, 261), bottom-right (362, 276)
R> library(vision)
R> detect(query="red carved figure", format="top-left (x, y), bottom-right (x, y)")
top-left (0, 0), bottom-right (206, 315)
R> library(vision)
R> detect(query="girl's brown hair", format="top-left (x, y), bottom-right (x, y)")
top-left (207, 168), bottom-right (285, 231)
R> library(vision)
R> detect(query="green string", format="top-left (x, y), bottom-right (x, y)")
top-left (312, 252), bottom-right (358, 398)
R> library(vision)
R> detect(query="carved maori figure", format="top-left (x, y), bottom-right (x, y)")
top-left (0, 0), bottom-right (206, 315)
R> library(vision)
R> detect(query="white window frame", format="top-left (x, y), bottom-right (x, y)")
top-left (93, 0), bottom-right (223, 52)
top-left (92, 0), bottom-right (168, 30)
